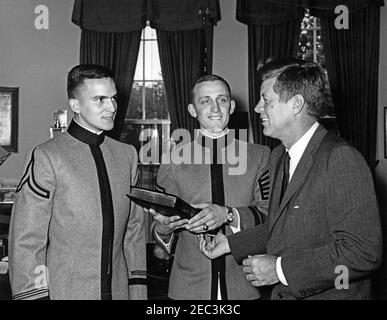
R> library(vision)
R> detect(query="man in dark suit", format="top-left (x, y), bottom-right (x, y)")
top-left (199, 59), bottom-right (383, 299)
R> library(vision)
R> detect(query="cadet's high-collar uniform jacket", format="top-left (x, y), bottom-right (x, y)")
top-left (155, 131), bottom-right (271, 300)
top-left (9, 121), bottom-right (147, 300)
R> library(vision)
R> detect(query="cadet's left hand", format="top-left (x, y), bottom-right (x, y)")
top-left (185, 203), bottom-right (227, 234)
top-left (198, 232), bottom-right (230, 259)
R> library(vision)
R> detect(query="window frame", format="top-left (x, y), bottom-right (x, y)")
top-left (127, 26), bottom-right (169, 123)
top-left (298, 9), bottom-right (337, 127)
top-left (122, 26), bottom-right (171, 164)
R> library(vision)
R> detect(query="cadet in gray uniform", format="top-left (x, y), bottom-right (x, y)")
top-left (152, 75), bottom-right (270, 300)
top-left (9, 64), bottom-right (147, 300)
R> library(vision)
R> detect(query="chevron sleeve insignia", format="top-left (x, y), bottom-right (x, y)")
top-left (16, 148), bottom-right (50, 199)
top-left (258, 169), bottom-right (270, 201)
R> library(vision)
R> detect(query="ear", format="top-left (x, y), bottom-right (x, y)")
top-left (291, 94), bottom-right (305, 115)
top-left (69, 98), bottom-right (80, 114)
top-left (229, 100), bottom-right (236, 115)
top-left (188, 103), bottom-right (197, 118)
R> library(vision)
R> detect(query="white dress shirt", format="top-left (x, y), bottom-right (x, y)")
top-left (276, 121), bottom-right (319, 286)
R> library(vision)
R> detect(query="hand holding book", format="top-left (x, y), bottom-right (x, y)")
top-left (127, 187), bottom-right (201, 220)
top-left (150, 208), bottom-right (188, 240)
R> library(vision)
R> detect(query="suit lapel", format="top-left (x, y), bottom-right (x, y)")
top-left (268, 149), bottom-right (286, 231)
top-left (268, 124), bottom-right (328, 234)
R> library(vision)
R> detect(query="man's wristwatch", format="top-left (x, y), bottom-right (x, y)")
top-left (225, 206), bottom-right (235, 224)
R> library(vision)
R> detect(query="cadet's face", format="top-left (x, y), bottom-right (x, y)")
top-left (70, 78), bottom-right (117, 132)
top-left (255, 78), bottom-right (293, 141)
top-left (189, 80), bottom-right (235, 134)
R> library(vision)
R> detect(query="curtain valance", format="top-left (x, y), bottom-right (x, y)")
top-left (72, 0), bottom-right (221, 32)
top-left (236, 0), bottom-right (384, 25)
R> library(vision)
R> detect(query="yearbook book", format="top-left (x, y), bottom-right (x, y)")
top-left (127, 187), bottom-right (200, 220)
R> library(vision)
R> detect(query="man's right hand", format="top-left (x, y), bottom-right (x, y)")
top-left (198, 232), bottom-right (231, 259)
top-left (150, 208), bottom-right (188, 239)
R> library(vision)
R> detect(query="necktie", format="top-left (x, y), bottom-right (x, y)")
top-left (280, 151), bottom-right (290, 203)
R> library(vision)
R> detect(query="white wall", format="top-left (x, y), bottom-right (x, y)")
top-left (0, 0), bottom-right (80, 184)
top-left (213, 0), bottom-right (249, 113)
top-left (213, 0), bottom-right (252, 140)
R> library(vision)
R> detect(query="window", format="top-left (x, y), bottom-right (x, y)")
top-left (298, 9), bottom-right (337, 132)
top-left (298, 9), bottom-right (326, 69)
top-left (120, 26), bottom-right (170, 164)
top-left (119, 26), bottom-right (171, 240)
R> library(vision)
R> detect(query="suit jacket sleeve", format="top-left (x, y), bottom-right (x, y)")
top-left (124, 146), bottom-right (147, 299)
top-left (281, 144), bottom-right (382, 298)
top-left (8, 147), bottom-right (53, 300)
top-left (226, 145), bottom-right (271, 262)
top-left (228, 223), bottom-right (269, 264)
top-left (235, 145), bottom-right (271, 229)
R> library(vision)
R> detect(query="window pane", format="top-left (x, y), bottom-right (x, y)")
top-left (120, 123), bottom-right (144, 151)
top-left (144, 26), bottom-right (157, 40)
top-left (298, 9), bottom-right (336, 120)
top-left (315, 16), bottom-right (321, 28)
top-left (127, 82), bottom-right (144, 119)
top-left (315, 29), bottom-right (326, 69)
top-left (144, 81), bottom-right (168, 120)
top-left (144, 40), bottom-right (162, 80)
top-left (133, 44), bottom-right (143, 81)
top-left (298, 29), bottom-right (313, 61)
top-left (120, 123), bottom-right (170, 163)
top-left (127, 27), bottom-right (169, 123)
top-left (301, 9), bottom-right (313, 29)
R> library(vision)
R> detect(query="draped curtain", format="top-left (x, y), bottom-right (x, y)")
top-left (72, 0), bottom-right (220, 138)
top-left (157, 28), bottom-right (213, 132)
top-left (237, 0), bottom-right (303, 148)
top-left (318, 4), bottom-right (382, 169)
top-left (310, 1), bottom-right (384, 300)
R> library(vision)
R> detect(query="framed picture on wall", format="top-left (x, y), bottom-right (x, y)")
top-left (0, 87), bottom-right (18, 153)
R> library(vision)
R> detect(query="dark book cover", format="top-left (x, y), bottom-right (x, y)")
top-left (127, 187), bottom-right (200, 220)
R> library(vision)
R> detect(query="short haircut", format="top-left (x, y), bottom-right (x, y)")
top-left (67, 64), bottom-right (115, 99)
top-left (190, 74), bottom-right (231, 103)
top-left (258, 58), bottom-right (329, 118)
